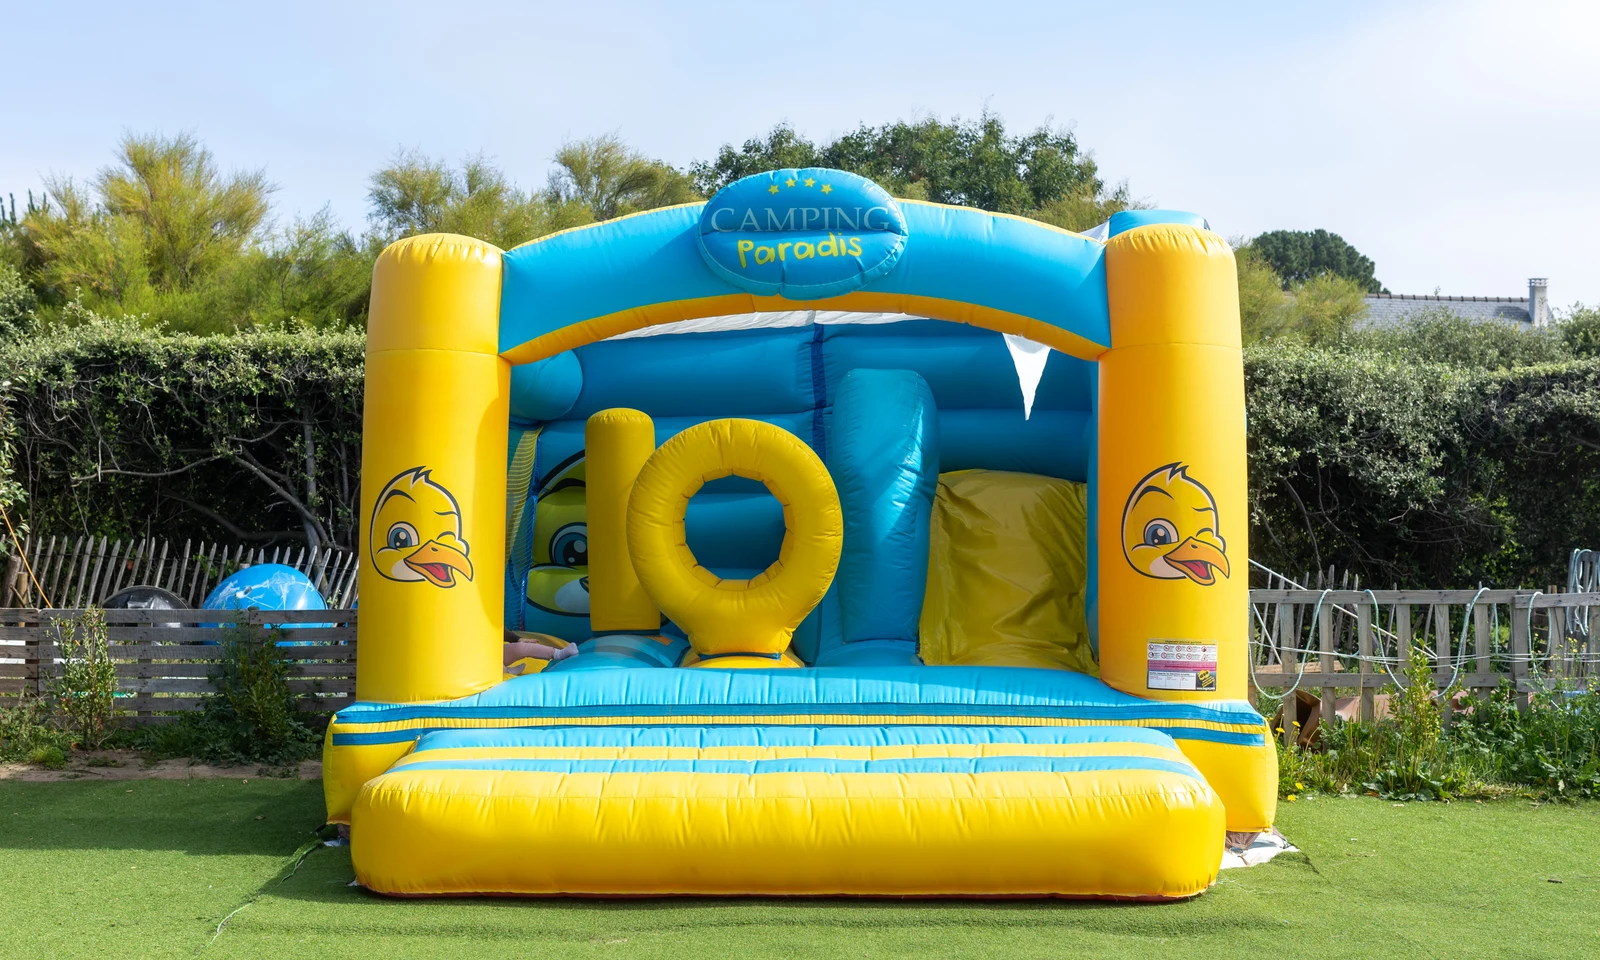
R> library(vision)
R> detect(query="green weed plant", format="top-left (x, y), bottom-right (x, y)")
top-left (136, 622), bottom-right (319, 766)
top-left (1453, 686), bottom-right (1600, 799)
top-left (0, 691), bottom-right (68, 762)
top-left (48, 608), bottom-right (120, 749)
top-left (1277, 642), bottom-right (1600, 801)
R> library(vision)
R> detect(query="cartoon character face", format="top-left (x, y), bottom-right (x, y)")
top-left (525, 453), bottom-right (590, 617)
top-left (370, 467), bottom-right (474, 588)
top-left (1121, 463), bottom-right (1230, 586)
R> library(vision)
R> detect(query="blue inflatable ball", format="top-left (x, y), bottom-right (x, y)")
top-left (202, 564), bottom-right (330, 639)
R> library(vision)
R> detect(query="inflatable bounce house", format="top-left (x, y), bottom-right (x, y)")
top-left (324, 168), bottom-right (1276, 899)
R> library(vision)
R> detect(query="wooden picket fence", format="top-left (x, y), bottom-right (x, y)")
top-left (0, 536), bottom-right (359, 609)
top-left (0, 607), bottom-right (355, 716)
top-left (1249, 588), bottom-right (1600, 745)
top-left (6, 580), bottom-right (1599, 727)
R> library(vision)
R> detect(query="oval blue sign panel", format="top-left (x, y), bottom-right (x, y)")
top-left (697, 168), bottom-right (908, 300)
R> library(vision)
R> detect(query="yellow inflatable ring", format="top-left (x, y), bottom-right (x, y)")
top-left (627, 418), bottom-right (842, 657)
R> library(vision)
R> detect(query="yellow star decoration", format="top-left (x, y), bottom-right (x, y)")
top-left (768, 184), bottom-right (780, 194)
top-left (820, 184), bottom-right (832, 194)
top-left (784, 178), bottom-right (796, 188)
top-left (803, 177), bottom-right (815, 187)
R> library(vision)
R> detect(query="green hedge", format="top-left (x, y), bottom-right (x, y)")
top-left (0, 317), bottom-right (362, 548)
top-left (2, 322), bottom-right (1596, 588)
top-left (1246, 344), bottom-right (1600, 588)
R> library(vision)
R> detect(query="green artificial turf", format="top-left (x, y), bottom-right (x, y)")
top-left (1, 780), bottom-right (1596, 959)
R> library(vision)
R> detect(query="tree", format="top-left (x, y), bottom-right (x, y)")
top-left (100, 134), bottom-right (272, 291)
top-left (690, 114), bottom-right (1142, 228)
top-left (20, 134), bottom-right (272, 310)
top-left (9, 133), bottom-right (369, 333)
top-left (688, 125), bottom-right (822, 193)
top-left (546, 135), bottom-right (698, 221)
top-left (1, 191), bottom-right (38, 270)
top-left (1560, 305), bottom-right (1600, 359)
top-left (1234, 241), bottom-right (1370, 345)
top-left (205, 210), bottom-right (374, 331)
top-left (1291, 272), bottom-right (1371, 344)
top-left (1236, 246), bottom-right (1291, 343)
top-left (367, 152), bottom-right (591, 249)
top-left (368, 136), bottom-right (694, 249)
top-left (1347, 306), bottom-right (1570, 370)
top-left (1249, 229), bottom-right (1384, 293)
top-left (0, 263), bottom-right (38, 336)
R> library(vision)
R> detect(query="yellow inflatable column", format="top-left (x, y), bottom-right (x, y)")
top-left (585, 409), bottom-right (661, 631)
top-left (1097, 225), bottom-right (1247, 702)
top-left (358, 234), bottom-right (509, 703)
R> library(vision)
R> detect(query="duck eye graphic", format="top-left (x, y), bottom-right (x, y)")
top-left (1142, 519), bottom-right (1177, 548)
top-left (369, 467), bottom-right (474, 588)
top-left (386, 522), bottom-right (419, 552)
top-left (1122, 463), bottom-right (1231, 586)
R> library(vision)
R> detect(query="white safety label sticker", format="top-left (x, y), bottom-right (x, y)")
top-left (1147, 640), bottom-right (1218, 691)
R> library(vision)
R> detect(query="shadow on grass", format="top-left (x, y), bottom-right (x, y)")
top-left (252, 842), bottom-right (1301, 944)
top-left (0, 778), bottom-right (327, 856)
top-left (0, 775), bottom-right (1313, 947)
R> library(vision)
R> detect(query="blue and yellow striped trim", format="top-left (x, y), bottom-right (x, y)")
top-left (378, 755), bottom-right (1205, 780)
top-left (329, 667), bottom-right (1269, 748)
top-left (400, 723), bottom-right (1186, 752)
top-left (332, 715), bottom-right (1264, 747)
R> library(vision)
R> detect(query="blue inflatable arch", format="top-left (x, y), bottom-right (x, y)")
top-left (498, 197), bottom-right (1123, 365)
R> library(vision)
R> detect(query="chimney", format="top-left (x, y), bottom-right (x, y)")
top-left (1529, 278), bottom-right (1550, 327)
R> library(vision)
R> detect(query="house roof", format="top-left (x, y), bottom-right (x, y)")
top-left (1361, 293), bottom-right (1530, 328)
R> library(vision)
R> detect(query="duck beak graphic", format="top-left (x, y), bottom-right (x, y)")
top-left (1163, 537), bottom-right (1230, 586)
top-left (403, 539), bottom-right (474, 587)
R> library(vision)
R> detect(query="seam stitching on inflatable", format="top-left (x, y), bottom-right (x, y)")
top-left (809, 322), bottom-right (827, 460)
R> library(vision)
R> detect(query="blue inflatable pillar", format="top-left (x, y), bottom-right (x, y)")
top-left (825, 368), bottom-right (939, 663)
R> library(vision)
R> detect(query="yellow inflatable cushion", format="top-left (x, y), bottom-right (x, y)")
top-left (920, 469), bottom-right (1096, 674)
top-left (627, 418), bottom-right (841, 657)
top-left (352, 763), bottom-right (1222, 898)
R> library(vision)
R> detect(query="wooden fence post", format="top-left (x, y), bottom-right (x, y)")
top-left (1549, 588), bottom-right (1569, 682)
top-left (1473, 599), bottom-right (1491, 702)
top-left (1318, 600), bottom-right (1335, 733)
top-left (1588, 594), bottom-right (1598, 685)
top-left (1396, 603), bottom-right (1412, 712)
top-left (1433, 603), bottom-right (1453, 726)
top-left (25, 611), bottom-right (43, 697)
top-left (1510, 593), bottom-right (1532, 714)
top-left (1277, 596), bottom-right (1298, 749)
top-left (1358, 597), bottom-right (1375, 722)
top-left (2, 553), bottom-right (19, 608)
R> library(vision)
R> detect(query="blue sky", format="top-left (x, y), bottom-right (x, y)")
top-left (6, 0), bottom-right (1597, 304)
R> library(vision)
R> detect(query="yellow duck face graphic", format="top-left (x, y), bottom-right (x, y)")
top-left (370, 467), bottom-right (474, 588)
top-left (1121, 463), bottom-right (1230, 586)
top-left (525, 453), bottom-right (590, 617)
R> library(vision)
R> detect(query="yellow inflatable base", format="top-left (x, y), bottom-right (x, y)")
top-left (681, 648), bottom-right (807, 669)
top-left (351, 765), bottom-right (1223, 899)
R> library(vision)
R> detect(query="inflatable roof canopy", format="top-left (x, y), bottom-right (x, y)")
top-left (334, 167), bottom-right (1272, 900)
